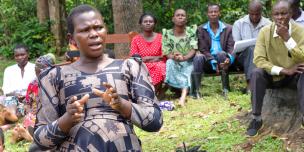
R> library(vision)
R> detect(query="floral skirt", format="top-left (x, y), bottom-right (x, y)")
top-left (165, 59), bottom-right (193, 89)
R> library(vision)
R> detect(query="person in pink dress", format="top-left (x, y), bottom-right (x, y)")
top-left (130, 12), bottom-right (166, 97)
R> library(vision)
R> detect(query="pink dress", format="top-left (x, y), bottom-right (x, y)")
top-left (130, 33), bottom-right (166, 85)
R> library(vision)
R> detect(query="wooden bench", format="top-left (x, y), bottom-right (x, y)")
top-left (58, 31), bottom-right (138, 65)
top-left (105, 31), bottom-right (138, 44)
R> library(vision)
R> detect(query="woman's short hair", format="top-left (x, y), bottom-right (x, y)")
top-left (14, 44), bottom-right (29, 53)
top-left (67, 4), bottom-right (100, 34)
top-left (138, 12), bottom-right (157, 24)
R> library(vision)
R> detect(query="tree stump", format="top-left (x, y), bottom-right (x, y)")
top-left (237, 88), bottom-right (304, 151)
top-left (261, 88), bottom-right (301, 135)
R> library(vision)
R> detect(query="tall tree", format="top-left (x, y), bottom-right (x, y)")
top-left (37, 0), bottom-right (49, 23)
top-left (48, 0), bottom-right (66, 56)
top-left (111, 0), bottom-right (143, 58)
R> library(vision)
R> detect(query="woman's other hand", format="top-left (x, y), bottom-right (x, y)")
top-left (58, 94), bottom-right (89, 133)
top-left (92, 82), bottom-right (121, 110)
top-left (93, 82), bottom-right (132, 119)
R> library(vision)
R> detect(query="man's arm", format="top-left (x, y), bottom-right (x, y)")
top-left (278, 23), bottom-right (304, 75)
top-left (253, 26), bottom-right (277, 74)
top-left (286, 26), bottom-right (304, 63)
top-left (232, 20), bottom-right (242, 42)
top-left (226, 26), bottom-right (236, 64)
top-left (197, 27), bottom-right (213, 60)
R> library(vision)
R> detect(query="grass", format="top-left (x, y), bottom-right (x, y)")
top-left (135, 77), bottom-right (286, 151)
top-left (0, 58), bottom-right (288, 152)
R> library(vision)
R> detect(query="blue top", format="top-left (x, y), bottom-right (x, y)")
top-left (204, 21), bottom-right (234, 70)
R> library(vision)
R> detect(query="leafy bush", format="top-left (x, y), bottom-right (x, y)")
top-left (0, 0), bottom-right (55, 59)
top-left (65, 0), bottom-right (114, 33)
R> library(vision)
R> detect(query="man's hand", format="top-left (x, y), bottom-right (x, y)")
top-left (276, 21), bottom-right (290, 41)
top-left (92, 82), bottom-right (121, 110)
top-left (219, 58), bottom-right (230, 71)
top-left (280, 64), bottom-right (304, 76)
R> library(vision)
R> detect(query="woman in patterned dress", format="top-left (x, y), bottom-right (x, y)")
top-left (130, 13), bottom-right (166, 98)
top-left (162, 9), bottom-right (198, 107)
top-left (33, 5), bottom-right (163, 151)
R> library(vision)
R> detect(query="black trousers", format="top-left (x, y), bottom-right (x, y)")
top-left (250, 68), bottom-right (304, 115)
top-left (237, 46), bottom-right (256, 81)
top-left (193, 52), bottom-right (229, 74)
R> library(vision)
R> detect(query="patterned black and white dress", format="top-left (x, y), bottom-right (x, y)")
top-left (34, 59), bottom-right (163, 151)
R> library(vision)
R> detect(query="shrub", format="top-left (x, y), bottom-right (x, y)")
top-left (0, 0), bottom-right (55, 59)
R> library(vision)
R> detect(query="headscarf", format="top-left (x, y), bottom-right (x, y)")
top-left (35, 53), bottom-right (56, 70)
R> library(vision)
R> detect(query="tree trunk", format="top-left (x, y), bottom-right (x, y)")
top-left (265, 0), bottom-right (272, 17)
top-left (37, 0), bottom-right (49, 23)
top-left (111, 0), bottom-right (143, 58)
top-left (48, 0), bottom-right (66, 56)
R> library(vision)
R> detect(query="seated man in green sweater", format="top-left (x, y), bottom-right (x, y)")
top-left (247, 0), bottom-right (304, 136)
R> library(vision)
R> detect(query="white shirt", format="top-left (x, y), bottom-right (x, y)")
top-left (232, 15), bottom-right (271, 53)
top-left (2, 62), bottom-right (36, 95)
top-left (232, 15), bottom-right (271, 41)
top-left (295, 10), bottom-right (304, 26)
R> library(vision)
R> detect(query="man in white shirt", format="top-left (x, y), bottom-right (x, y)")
top-left (288, 0), bottom-right (304, 25)
top-left (2, 44), bottom-right (36, 98)
top-left (232, 0), bottom-right (271, 93)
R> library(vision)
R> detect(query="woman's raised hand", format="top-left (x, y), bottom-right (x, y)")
top-left (92, 82), bottom-right (121, 110)
top-left (66, 94), bottom-right (90, 124)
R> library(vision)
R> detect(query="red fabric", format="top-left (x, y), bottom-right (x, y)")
top-left (24, 79), bottom-right (38, 128)
top-left (130, 33), bottom-right (166, 85)
top-left (25, 80), bottom-right (38, 104)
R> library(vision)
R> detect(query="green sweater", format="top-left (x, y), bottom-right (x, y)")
top-left (253, 21), bottom-right (304, 81)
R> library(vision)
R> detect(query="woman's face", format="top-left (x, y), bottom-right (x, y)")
top-left (141, 15), bottom-right (155, 32)
top-left (172, 9), bottom-right (187, 27)
top-left (14, 48), bottom-right (29, 68)
top-left (72, 11), bottom-right (107, 59)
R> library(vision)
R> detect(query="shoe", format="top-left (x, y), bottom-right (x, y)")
top-left (241, 88), bottom-right (251, 94)
top-left (246, 119), bottom-right (263, 137)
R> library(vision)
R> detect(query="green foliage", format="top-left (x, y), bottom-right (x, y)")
top-left (65, 0), bottom-right (114, 33)
top-left (143, 0), bottom-right (250, 32)
top-left (0, 58), bottom-right (15, 87)
top-left (142, 0), bottom-right (282, 32)
top-left (0, 0), bottom-right (55, 59)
